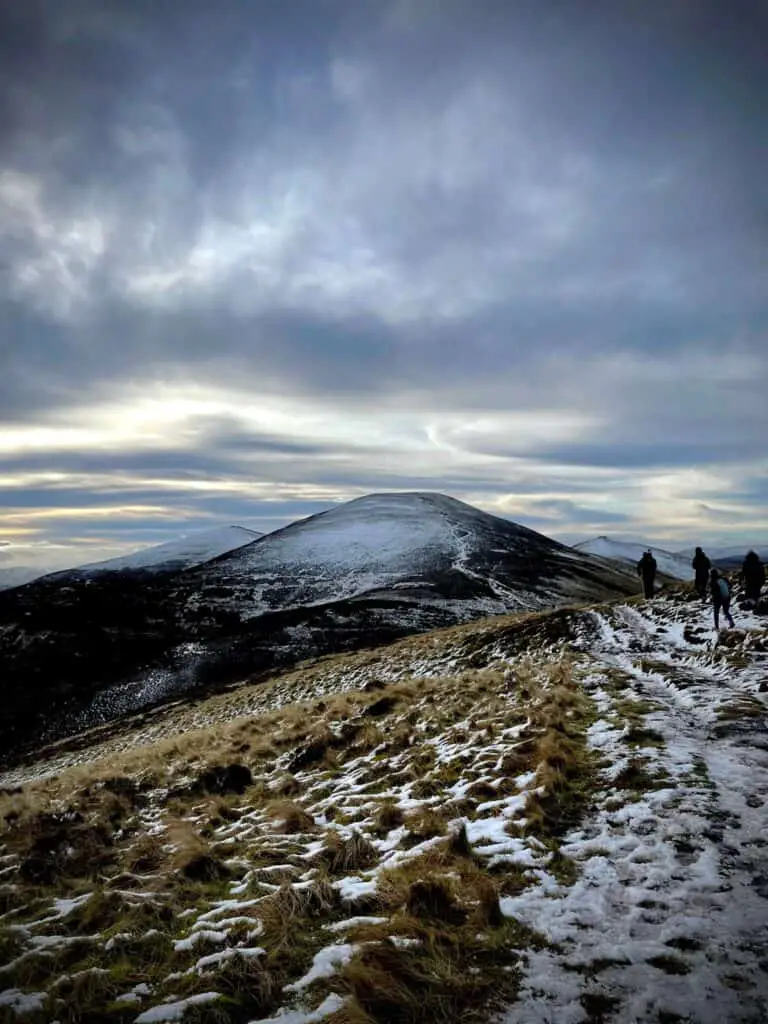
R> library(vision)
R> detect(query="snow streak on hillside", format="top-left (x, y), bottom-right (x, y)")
top-left (574, 537), bottom-right (693, 580)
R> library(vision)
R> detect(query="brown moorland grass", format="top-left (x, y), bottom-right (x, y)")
top-left (0, 607), bottom-right (629, 1024)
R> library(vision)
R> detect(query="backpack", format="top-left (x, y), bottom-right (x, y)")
top-left (718, 578), bottom-right (729, 600)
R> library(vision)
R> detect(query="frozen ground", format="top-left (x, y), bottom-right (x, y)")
top-left (498, 596), bottom-right (768, 1023)
top-left (0, 586), bottom-right (766, 1023)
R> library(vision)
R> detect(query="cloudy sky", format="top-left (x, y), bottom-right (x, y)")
top-left (1, 0), bottom-right (766, 570)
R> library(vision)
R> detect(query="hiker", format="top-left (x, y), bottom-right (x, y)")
top-left (691, 546), bottom-right (711, 599)
top-left (637, 549), bottom-right (657, 599)
top-left (742, 550), bottom-right (765, 607)
top-left (710, 568), bottom-right (735, 630)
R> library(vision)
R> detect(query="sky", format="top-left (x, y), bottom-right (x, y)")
top-left (1, 0), bottom-right (767, 571)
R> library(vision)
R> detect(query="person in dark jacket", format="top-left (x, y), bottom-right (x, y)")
top-left (691, 547), bottom-right (711, 599)
top-left (637, 550), bottom-right (657, 599)
top-left (742, 550), bottom-right (765, 606)
top-left (710, 568), bottom-right (735, 630)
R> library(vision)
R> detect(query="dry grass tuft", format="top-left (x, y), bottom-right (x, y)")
top-left (473, 875), bottom-right (504, 928)
top-left (260, 879), bottom-right (339, 931)
top-left (403, 808), bottom-right (449, 844)
top-left (521, 665), bottom-right (599, 838)
top-left (405, 878), bottom-right (467, 925)
top-left (271, 773), bottom-right (302, 798)
top-left (316, 830), bottom-right (379, 875)
top-left (445, 822), bottom-right (473, 858)
top-left (267, 800), bottom-right (317, 834)
top-left (371, 801), bottom-right (405, 837)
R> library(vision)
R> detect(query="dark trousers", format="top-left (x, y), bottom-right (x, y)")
top-left (714, 599), bottom-right (734, 629)
top-left (695, 572), bottom-right (708, 598)
top-left (642, 577), bottom-right (655, 599)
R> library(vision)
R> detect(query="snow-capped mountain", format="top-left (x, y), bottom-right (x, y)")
top-left (54, 525), bottom-right (263, 578)
top-left (0, 566), bottom-right (47, 592)
top-left (573, 536), bottom-right (692, 581)
top-left (0, 493), bottom-right (638, 763)
top-left (179, 492), bottom-right (637, 619)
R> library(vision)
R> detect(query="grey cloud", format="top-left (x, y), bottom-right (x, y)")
top-left (1, 0), bottom-right (766, 554)
top-left (524, 500), bottom-right (630, 525)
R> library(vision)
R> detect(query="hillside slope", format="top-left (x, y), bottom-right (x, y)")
top-left (184, 493), bottom-right (635, 617)
top-left (0, 567), bottom-right (46, 593)
top-left (50, 526), bottom-right (264, 578)
top-left (0, 493), bottom-right (637, 764)
top-left (1, 583), bottom-right (766, 1023)
top-left (574, 537), bottom-right (692, 581)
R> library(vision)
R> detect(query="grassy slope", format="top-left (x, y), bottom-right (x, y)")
top-left (0, 590), bottom-right (766, 1024)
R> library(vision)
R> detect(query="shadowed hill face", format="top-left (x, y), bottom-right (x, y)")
top-left (180, 492), bottom-right (633, 618)
top-left (0, 492), bottom-right (636, 765)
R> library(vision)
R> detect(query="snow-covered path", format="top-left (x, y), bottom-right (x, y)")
top-left (501, 595), bottom-right (768, 1023)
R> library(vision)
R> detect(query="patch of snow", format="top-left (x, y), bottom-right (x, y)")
top-left (190, 946), bottom-right (265, 972)
top-left (334, 876), bottom-right (378, 903)
top-left (389, 936), bottom-right (422, 949)
top-left (326, 916), bottom-right (388, 933)
top-left (249, 992), bottom-right (346, 1024)
top-left (284, 943), bottom-right (356, 992)
top-left (172, 930), bottom-right (228, 951)
top-left (135, 992), bottom-right (222, 1022)
top-left (0, 989), bottom-right (46, 1012)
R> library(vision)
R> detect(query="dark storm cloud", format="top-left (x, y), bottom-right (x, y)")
top-left (1, 0), bottom-right (767, 555)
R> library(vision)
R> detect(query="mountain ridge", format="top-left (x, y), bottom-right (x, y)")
top-left (0, 491), bottom-right (636, 765)
top-left (574, 536), bottom-right (692, 580)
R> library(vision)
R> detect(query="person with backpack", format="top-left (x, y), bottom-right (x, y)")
top-left (692, 547), bottom-right (711, 599)
top-left (742, 550), bottom-right (765, 607)
top-left (637, 550), bottom-right (657, 599)
top-left (710, 568), bottom-right (735, 630)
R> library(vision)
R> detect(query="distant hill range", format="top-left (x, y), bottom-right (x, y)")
top-left (0, 493), bottom-right (637, 765)
top-left (573, 537), bottom-right (693, 580)
top-left (575, 537), bottom-right (767, 578)
top-left (675, 544), bottom-right (767, 570)
top-left (0, 526), bottom-right (263, 593)
top-left (0, 566), bottom-right (48, 592)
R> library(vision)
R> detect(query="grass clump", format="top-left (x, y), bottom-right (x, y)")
top-left (613, 757), bottom-right (670, 795)
top-left (522, 669), bottom-right (600, 839)
top-left (267, 800), bottom-right (317, 834)
top-left (316, 831), bottom-right (379, 875)
top-left (370, 802), bottom-right (405, 837)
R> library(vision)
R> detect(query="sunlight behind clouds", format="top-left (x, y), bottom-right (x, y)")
top-left (1, 0), bottom-right (765, 566)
